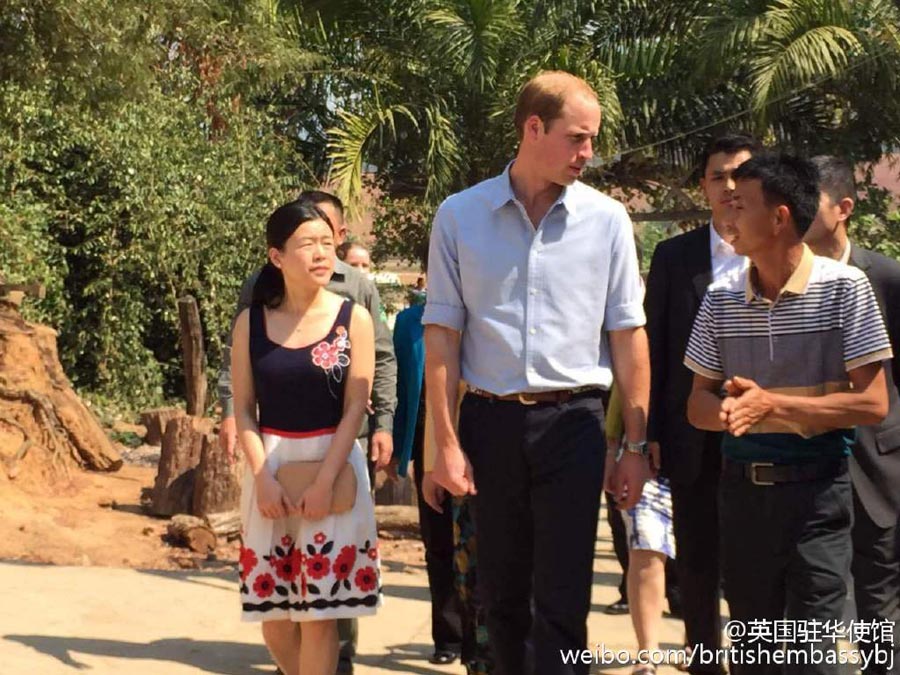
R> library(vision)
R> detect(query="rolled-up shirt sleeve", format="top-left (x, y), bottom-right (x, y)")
top-left (423, 200), bottom-right (467, 331)
top-left (603, 205), bottom-right (646, 331)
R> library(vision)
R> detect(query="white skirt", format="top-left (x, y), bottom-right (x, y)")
top-left (238, 430), bottom-right (381, 622)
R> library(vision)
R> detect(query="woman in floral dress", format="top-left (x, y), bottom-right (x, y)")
top-left (231, 198), bottom-right (380, 675)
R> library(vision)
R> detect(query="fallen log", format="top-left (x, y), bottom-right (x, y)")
top-left (167, 514), bottom-right (217, 553)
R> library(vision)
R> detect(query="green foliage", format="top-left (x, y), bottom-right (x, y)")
top-left (3, 0), bottom-right (900, 414)
top-left (852, 184), bottom-right (900, 261)
top-left (0, 0), bottom-right (310, 411)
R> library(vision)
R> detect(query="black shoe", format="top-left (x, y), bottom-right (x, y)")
top-left (429, 649), bottom-right (460, 665)
top-left (604, 597), bottom-right (629, 615)
top-left (335, 657), bottom-right (354, 674)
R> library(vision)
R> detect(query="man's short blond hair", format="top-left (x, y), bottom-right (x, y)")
top-left (514, 71), bottom-right (598, 140)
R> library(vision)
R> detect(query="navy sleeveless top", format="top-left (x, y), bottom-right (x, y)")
top-left (249, 299), bottom-right (353, 434)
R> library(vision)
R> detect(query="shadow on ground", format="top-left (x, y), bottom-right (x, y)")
top-left (355, 642), bottom-right (458, 675)
top-left (3, 635), bottom-right (271, 674)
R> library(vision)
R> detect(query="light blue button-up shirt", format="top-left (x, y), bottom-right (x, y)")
top-left (423, 164), bottom-right (646, 395)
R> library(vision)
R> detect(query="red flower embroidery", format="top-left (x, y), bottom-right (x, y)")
top-left (272, 554), bottom-right (301, 582)
top-left (306, 553), bottom-right (331, 580)
top-left (239, 547), bottom-right (258, 581)
top-left (333, 545), bottom-right (357, 581)
top-left (311, 341), bottom-right (340, 369)
top-left (314, 532), bottom-right (327, 545)
top-left (280, 535), bottom-right (292, 547)
top-left (354, 566), bottom-right (377, 593)
top-left (253, 573), bottom-right (276, 598)
top-left (367, 543), bottom-right (378, 561)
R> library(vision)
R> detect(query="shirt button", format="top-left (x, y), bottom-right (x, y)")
top-left (529, 328), bottom-right (536, 335)
top-left (530, 288), bottom-right (537, 295)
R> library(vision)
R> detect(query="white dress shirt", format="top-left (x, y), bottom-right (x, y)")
top-left (709, 220), bottom-right (747, 283)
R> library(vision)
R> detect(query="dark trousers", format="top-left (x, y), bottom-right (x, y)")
top-left (851, 490), bottom-right (899, 675)
top-left (720, 467), bottom-right (853, 675)
top-left (670, 437), bottom-right (724, 675)
top-left (413, 421), bottom-right (464, 652)
top-left (459, 391), bottom-right (605, 675)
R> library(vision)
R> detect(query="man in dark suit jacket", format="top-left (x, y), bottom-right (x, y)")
top-left (807, 156), bottom-right (900, 675)
top-left (645, 134), bottom-right (761, 674)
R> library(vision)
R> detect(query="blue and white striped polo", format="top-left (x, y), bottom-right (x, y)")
top-left (684, 244), bottom-right (893, 463)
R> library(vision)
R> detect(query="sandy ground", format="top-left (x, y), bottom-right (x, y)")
top-left (0, 461), bottom-right (690, 674)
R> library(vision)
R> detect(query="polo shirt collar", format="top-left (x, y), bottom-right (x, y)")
top-left (490, 161), bottom-right (576, 216)
top-left (745, 243), bottom-right (814, 303)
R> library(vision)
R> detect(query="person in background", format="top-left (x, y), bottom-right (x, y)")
top-left (337, 241), bottom-right (372, 275)
top-left (218, 190), bottom-right (396, 675)
top-left (392, 293), bottom-right (464, 666)
top-left (644, 133), bottom-right (761, 674)
top-left (805, 155), bottom-right (900, 675)
top-left (685, 153), bottom-right (891, 675)
top-left (606, 381), bottom-right (676, 675)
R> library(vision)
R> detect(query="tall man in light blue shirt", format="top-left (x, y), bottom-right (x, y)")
top-left (423, 71), bottom-right (652, 675)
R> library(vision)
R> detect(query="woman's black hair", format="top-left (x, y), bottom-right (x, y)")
top-left (252, 198), bottom-right (334, 308)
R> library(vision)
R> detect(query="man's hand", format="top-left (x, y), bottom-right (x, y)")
top-left (721, 375), bottom-right (773, 436)
top-left (384, 458), bottom-right (400, 481)
top-left (610, 452), bottom-right (650, 510)
top-left (433, 442), bottom-right (476, 497)
top-left (219, 415), bottom-right (238, 463)
top-left (369, 430), bottom-right (394, 470)
top-left (421, 471), bottom-right (447, 513)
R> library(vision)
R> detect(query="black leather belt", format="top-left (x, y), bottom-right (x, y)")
top-left (723, 458), bottom-right (847, 486)
top-left (466, 385), bottom-right (601, 406)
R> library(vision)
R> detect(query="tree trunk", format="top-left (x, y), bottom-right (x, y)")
top-left (178, 295), bottom-right (207, 416)
top-left (167, 514), bottom-right (217, 553)
top-left (140, 407), bottom-right (184, 446)
top-left (150, 416), bottom-right (208, 516)
top-left (192, 431), bottom-right (243, 517)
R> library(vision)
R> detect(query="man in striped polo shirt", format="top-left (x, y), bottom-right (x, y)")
top-left (684, 153), bottom-right (891, 675)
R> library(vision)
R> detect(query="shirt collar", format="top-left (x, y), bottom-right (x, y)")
top-left (709, 220), bottom-right (734, 256)
top-left (332, 258), bottom-right (350, 280)
top-left (838, 240), bottom-right (851, 265)
top-left (490, 161), bottom-right (577, 216)
top-left (744, 243), bottom-right (815, 303)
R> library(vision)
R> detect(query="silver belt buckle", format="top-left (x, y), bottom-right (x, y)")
top-left (750, 462), bottom-right (775, 486)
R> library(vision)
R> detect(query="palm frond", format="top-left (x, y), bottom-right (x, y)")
top-left (326, 99), bottom-right (418, 212)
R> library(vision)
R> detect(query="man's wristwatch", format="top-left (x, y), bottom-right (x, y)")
top-left (623, 440), bottom-right (649, 458)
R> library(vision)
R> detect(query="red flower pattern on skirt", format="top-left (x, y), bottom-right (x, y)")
top-left (272, 554), bottom-right (301, 582)
top-left (354, 566), bottom-right (377, 593)
top-left (313, 532), bottom-right (327, 545)
top-left (253, 573), bottom-right (276, 598)
top-left (239, 547), bottom-right (258, 581)
top-left (333, 545), bottom-right (357, 581)
top-left (306, 553), bottom-right (331, 580)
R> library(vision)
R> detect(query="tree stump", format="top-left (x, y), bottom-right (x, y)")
top-left (0, 303), bottom-right (121, 474)
top-left (167, 514), bottom-right (217, 553)
top-left (192, 432), bottom-right (243, 517)
top-left (150, 416), bottom-right (207, 516)
top-left (140, 407), bottom-right (185, 446)
top-left (178, 296), bottom-right (207, 416)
